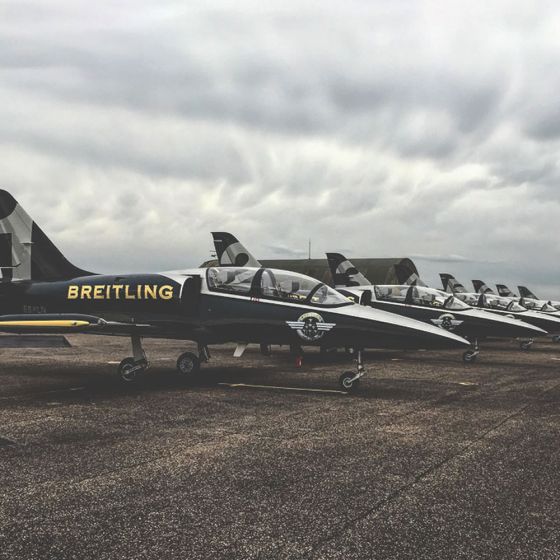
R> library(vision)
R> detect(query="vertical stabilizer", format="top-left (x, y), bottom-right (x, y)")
top-left (0, 190), bottom-right (91, 282)
top-left (496, 284), bottom-right (516, 297)
top-left (439, 273), bottom-right (467, 294)
top-left (472, 280), bottom-right (495, 294)
top-left (326, 253), bottom-right (370, 287)
top-left (211, 232), bottom-right (262, 268)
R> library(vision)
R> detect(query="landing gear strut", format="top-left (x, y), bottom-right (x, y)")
top-left (463, 338), bottom-right (480, 363)
top-left (520, 339), bottom-right (534, 351)
top-left (177, 343), bottom-right (210, 376)
top-left (118, 336), bottom-right (148, 382)
top-left (338, 349), bottom-right (365, 393)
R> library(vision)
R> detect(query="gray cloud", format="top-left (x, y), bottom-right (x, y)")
top-left (1, 0), bottom-right (560, 297)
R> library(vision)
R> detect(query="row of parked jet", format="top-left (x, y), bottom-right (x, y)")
top-left (0, 189), bottom-right (557, 393)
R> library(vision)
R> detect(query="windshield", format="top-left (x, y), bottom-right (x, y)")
top-left (375, 285), bottom-right (470, 310)
top-left (206, 267), bottom-right (351, 307)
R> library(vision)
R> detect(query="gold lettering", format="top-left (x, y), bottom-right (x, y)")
top-left (159, 285), bottom-right (174, 300)
top-left (114, 285), bottom-right (123, 299)
top-left (67, 285), bottom-right (79, 299)
top-left (125, 285), bottom-right (136, 300)
top-left (106, 285), bottom-right (111, 298)
top-left (81, 286), bottom-right (92, 299)
top-left (145, 285), bottom-right (157, 299)
top-left (93, 285), bottom-right (104, 299)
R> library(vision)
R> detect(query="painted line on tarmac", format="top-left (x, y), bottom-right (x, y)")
top-left (107, 359), bottom-right (174, 364)
top-left (218, 383), bottom-right (348, 395)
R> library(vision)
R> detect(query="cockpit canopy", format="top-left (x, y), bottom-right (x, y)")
top-left (521, 298), bottom-right (557, 312)
top-left (206, 267), bottom-right (351, 307)
top-left (482, 294), bottom-right (525, 312)
top-left (374, 285), bottom-right (471, 311)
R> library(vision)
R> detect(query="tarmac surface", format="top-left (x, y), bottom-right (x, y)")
top-left (0, 335), bottom-right (559, 559)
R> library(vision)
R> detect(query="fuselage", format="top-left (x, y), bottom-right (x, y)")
top-left (453, 291), bottom-right (560, 334)
top-left (338, 285), bottom-right (546, 340)
top-left (0, 267), bottom-right (469, 350)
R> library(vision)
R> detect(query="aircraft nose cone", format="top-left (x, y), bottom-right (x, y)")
top-left (333, 304), bottom-right (470, 350)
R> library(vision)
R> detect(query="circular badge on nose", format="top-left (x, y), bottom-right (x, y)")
top-left (431, 313), bottom-right (463, 331)
top-left (286, 312), bottom-right (336, 341)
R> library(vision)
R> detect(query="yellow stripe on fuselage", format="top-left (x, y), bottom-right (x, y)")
top-left (0, 320), bottom-right (91, 328)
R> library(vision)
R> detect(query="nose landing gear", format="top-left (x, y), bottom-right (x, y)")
top-left (338, 349), bottom-right (365, 393)
top-left (463, 338), bottom-right (480, 363)
top-left (520, 339), bottom-right (534, 351)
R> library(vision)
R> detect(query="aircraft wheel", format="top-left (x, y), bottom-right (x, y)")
top-left (260, 343), bottom-right (272, 356)
top-left (177, 352), bottom-right (200, 375)
top-left (552, 335), bottom-right (560, 343)
top-left (339, 371), bottom-right (360, 393)
top-left (520, 341), bottom-right (533, 351)
top-left (118, 357), bottom-right (146, 383)
top-left (462, 351), bottom-right (477, 363)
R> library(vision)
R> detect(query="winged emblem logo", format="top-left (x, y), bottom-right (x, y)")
top-left (431, 313), bottom-right (463, 331)
top-left (286, 312), bottom-right (336, 341)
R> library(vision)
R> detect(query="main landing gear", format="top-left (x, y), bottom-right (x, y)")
top-left (117, 338), bottom-right (211, 383)
top-left (463, 338), bottom-right (480, 363)
top-left (177, 343), bottom-right (210, 377)
top-left (118, 335), bottom-right (149, 382)
top-left (338, 349), bottom-right (366, 393)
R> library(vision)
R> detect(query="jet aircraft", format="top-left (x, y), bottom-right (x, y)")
top-left (441, 274), bottom-right (560, 347)
top-left (0, 192), bottom-right (469, 392)
top-left (497, 284), bottom-right (560, 315)
top-left (473, 280), bottom-right (560, 316)
top-left (326, 254), bottom-right (545, 362)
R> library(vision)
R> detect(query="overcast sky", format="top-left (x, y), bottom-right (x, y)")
top-left (1, 0), bottom-right (560, 296)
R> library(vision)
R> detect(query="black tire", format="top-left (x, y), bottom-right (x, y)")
top-left (553, 336), bottom-right (560, 343)
top-left (463, 351), bottom-right (477, 363)
top-left (520, 342), bottom-right (532, 351)
top-left (118, 357), bottom-right (145, 383)
top-left (260, 343), bottom-right (272, 356)
top-left (339, 371), bottom-right (360, 392)
top-left (177, 352), bottom-right (200, 375)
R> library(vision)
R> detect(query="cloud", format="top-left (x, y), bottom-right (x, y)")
top-left (1, 0), bottom-right (560, 297)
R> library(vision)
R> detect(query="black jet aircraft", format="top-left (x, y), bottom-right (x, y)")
top-left (325, 254), bottom-right (545, 362)
top-left (441, 274), bottom-right (560, 348)
top-left (497, 283), bottom-right (560, 343)
top-left (516, 285), bottom-right (560, 315)
top-left (0, 191), bottom-right (469, 392)
top-left (474, 280), bottom-right (560, 318)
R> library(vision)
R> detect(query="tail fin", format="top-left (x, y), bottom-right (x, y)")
top-left (0, 190), bottom-right (91, 282)
top-left (394, 263), bottom-right (427, 287)
top-left (439, 273), bottom-right (467, 294)
top-left (326, 253), bottom-right (370, 287)
top-left (472, 280), bottom-right (495, 294)
top-left (518, 285), bottom-right (538, 299)
top-left (496, 284), bottom-right (516, 297)
top-left (211, 232), bottom-right (261, 267)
